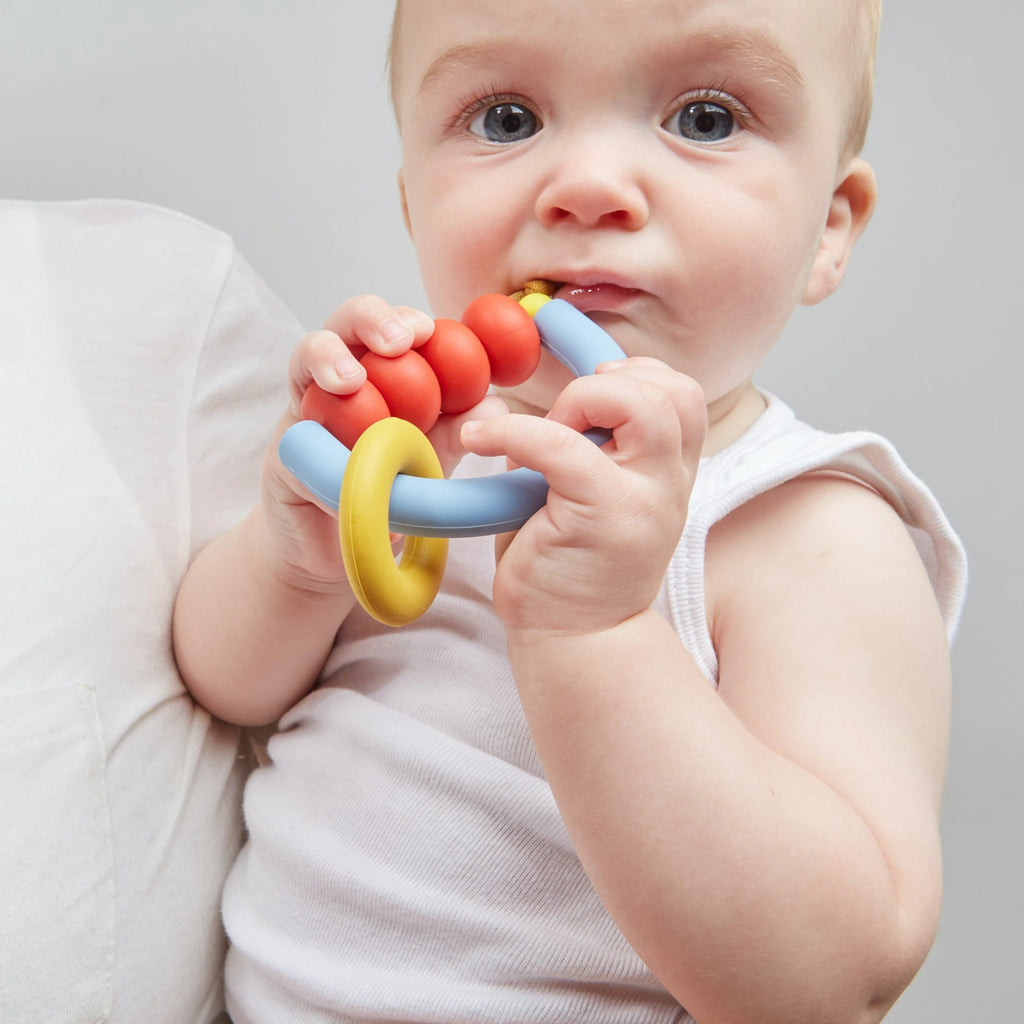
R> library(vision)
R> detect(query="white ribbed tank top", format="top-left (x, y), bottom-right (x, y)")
top-left (223, 394), bottom-right (966, 1024)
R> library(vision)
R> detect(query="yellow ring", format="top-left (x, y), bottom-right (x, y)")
top-left (339, 418), bottom-right (449, 627)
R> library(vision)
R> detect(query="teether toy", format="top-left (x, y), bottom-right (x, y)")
top-left (280, 291), bottom-right (626, 624)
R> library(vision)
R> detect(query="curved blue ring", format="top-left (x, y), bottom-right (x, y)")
top-left (279, 299), bottom-right (626, 538)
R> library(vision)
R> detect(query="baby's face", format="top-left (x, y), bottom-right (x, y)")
top-left (394, 0), bottom-right (866, 410)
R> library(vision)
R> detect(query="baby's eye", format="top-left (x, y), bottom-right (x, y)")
top-left (469, 102), bottom-right (541, 143)
top-left (664, 100), bottom-right (736, 143)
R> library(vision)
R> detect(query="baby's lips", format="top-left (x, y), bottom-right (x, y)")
top-left (555, 282), bottom-right (641, 314)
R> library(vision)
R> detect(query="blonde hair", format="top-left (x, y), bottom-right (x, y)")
top-left (845, 0), bottom-right (883, 159)
top-left (389, 0), bottom-right (881, 157)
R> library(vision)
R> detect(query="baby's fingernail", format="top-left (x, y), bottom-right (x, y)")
top-left (599, 359), bottom-right (627, 371)
top-left (460, 420), bottom-right (482, 442)
top-left (380, 316), bottom-right (412, 345)
top-left (334, 356), bottom-right (366, 383)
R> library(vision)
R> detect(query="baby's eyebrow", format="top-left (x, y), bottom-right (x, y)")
top-left (415, 28), bottom-right (805, 99)
top-left (417, 40), bottom-right (512, 95)
top-left (691, 28), bottom-right (805, 92)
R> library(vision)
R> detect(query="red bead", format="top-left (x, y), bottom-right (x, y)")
top-left (418, 319), bottom-right (492, 415)
top-left (360, 349), bottom-right (442, 434)
top-left (461, 294), bottom-right (541, 388)
top-left (300, 380), bottom-right (390, 451)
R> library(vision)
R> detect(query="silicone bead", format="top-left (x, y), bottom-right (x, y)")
top-left (360, 349), bottom-right (442, 434)
top-left (300, 379), bottom-right (390, 452)
top-left (519, 292), bottom-right (551, 318)
top-left (418, 318), bottom-right (492, 414)
top-left (461, 294), bottom-right (541, 387)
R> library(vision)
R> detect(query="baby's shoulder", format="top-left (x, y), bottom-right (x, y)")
top-left (705, 471), bottom-right (929, 624)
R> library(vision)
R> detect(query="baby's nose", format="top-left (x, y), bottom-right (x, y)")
top-left (534, 139), bottom-right (649, 230)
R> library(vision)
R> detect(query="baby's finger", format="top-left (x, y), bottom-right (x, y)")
top-left (461, 412), bottom-right (612, 508)
top-left (541, 371), bottom-right (698, 479)
top-left (322, 295), bottom-right (434, 357)
top-left (591, 359), bottom-right (708, 464)
top-left (392, 306), bottom-right (440, 350)
top-left (286, 330), bottom-right (367, 410)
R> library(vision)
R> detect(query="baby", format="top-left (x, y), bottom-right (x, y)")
top-left (173, 1), bottom-right (967, 1021)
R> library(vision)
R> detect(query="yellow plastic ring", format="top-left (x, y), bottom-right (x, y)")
top-left (339, 417), bottom-right (449, 626)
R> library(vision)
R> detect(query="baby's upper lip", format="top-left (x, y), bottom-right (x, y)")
top-left (544, 269), bottom-right (643, 293)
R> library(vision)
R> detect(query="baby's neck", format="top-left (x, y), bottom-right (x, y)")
top-left (703, 381), bottom-right (767, 456)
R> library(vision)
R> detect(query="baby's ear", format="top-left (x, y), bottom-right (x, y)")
top-left (802, 158), bottom-right (877, 306)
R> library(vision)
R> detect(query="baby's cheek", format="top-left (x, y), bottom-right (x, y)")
top-left (417, 233), bottom-right (505, 321)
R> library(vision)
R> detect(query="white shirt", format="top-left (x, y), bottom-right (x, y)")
top-left (223, 396), bottom-right (967, 1023)
top-left (0, 199), bottom-right (302, 1024)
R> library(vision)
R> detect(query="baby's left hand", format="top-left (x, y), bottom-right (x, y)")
top-left (460, 359), bottom-right (706, 635)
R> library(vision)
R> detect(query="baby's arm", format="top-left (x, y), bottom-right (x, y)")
top-left (173, 297), bottom-right (437, 725)
top-left (463, 365), bottom-right (951, 1024)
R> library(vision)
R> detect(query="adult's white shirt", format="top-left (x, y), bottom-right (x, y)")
top-left (0, 199), bottom-right (302, 1023)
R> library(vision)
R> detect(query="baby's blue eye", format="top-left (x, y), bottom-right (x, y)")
top-left (667, 101), bottom-right (735, 143)
top-left (470, 102), bottom-right (540, 143)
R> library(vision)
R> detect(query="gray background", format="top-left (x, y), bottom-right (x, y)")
top-left (3, 2), bottom-right (1020, 1020)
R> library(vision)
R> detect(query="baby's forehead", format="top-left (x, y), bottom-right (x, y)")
top-left (390, 0), bottom-right (875, 83)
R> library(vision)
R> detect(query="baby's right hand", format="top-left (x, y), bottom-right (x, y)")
top-left (291, 295), bottom-right (437, 408)
top-left (260, 295), bottom-right (507, 596)
top-left (260, 296), bottom-right (436, 593)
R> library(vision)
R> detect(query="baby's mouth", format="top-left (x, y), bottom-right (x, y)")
top-left (510, 279), bottom-right (641, 315)
top-left (509, 279), bottom-right (560, 302)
